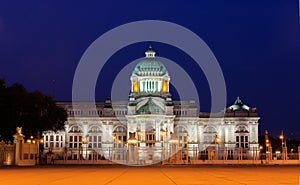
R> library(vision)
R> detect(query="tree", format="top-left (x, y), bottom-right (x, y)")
top-left (0, 79), bottom-right (67, 141)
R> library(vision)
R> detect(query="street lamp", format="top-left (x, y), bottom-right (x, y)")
top-left (215, 135), bottom-right (221, 160)
top-left (169, 132), bottom-right (178, 163)
top-left (265, 130), bottom-right (272, 161)
top-left (137, 130), bottom-right (144, 147)
top-left (279, 130), bottom-right (286, 160)
top-left (160, 127), bottom-right (169, 161)
top-left (186, 135), bottom-right (189, 164)
top-left (82, 137), bottom-right (88, 160)
top-left (127, 132), bottom-right (138, 164)
top-left (259, 145), bottom-right (263, 163)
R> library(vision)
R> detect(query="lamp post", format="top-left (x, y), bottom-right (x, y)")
top-left (82, 137), bottom-right (88, 160)
top-left (169, 132), bottom-right (178, 164)
top-left (279, 130), bottom-right (286, 160)
top-left (186, 135), bottom-right (189, 164)
top-left (127, 132), bottom-right (138, 164)
top-left (265, 130), bottom-right (272, 161)
top-left (160, 128), bottom-right (166, 162)
top-left (259, 145), bottom-right (263, 163)
top-left (160, 127), bottom-right (169, 162)
top-left (215, 135), bottom-right (221, 160)
top-left (112, 133), bottom-right (117, 160)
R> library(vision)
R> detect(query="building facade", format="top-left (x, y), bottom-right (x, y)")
top-left (43, 47), bottom-right (260, 163)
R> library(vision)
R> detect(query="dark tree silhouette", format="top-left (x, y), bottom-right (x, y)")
top-left (0, 79), bottom-right (67, 141)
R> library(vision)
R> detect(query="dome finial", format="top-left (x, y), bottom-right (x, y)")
top-left (145, 45), bottom-right (155, 58)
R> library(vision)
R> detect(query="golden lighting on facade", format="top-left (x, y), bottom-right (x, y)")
top-left (162, 80), bottom-right (168, 92)
top-left (133, 80), bottom-right (139, 92)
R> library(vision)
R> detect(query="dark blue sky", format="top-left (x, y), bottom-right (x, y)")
top-left (0, 1), bottom-right (299, 138)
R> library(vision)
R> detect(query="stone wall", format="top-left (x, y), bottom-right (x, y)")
top-left (0, 141), bottom-right (15, 165)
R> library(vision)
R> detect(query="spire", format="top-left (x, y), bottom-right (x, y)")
top-left (234, 96), bottom-right (243, 105)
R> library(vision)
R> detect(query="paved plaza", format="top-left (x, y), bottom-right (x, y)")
top-left (0, 165), bottom-right (299, 185)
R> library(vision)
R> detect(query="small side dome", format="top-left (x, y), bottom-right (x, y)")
top-left (228, 97), bottom-right (250, 111)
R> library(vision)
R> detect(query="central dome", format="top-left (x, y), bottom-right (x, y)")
top-left (133, 46), bottom-right (167, 76)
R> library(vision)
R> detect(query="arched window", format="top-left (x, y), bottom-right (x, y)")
top-left (235, 125), bottom-right (249, 148)
top-left (203, 126), bottom-right (217, 144)
top-left (88, 126), bottom-right (103, 149)
top-left (174, 126), bottom-right (188, 147)
top-left (113, 126), bottom-right (127, 148)
top-left (145, 127), bottom-right (155, 147)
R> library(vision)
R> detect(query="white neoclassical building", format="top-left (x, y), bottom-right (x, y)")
top-left (43, 47), bottom-right (260, 163)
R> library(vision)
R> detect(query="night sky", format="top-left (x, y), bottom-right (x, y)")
top-left (0, 1), bottom-right (299, 138)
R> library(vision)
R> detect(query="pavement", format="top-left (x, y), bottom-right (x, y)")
top-left (0, 165), bottom-right (299, 185)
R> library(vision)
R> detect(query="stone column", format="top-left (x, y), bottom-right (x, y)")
top-left (13, 127), bottom-right (25, 165)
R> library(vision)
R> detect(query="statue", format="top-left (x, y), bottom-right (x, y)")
top-left (16, 127), bottom-right (22, 135)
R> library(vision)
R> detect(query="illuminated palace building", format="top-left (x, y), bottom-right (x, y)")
top-left (43, 47), bottom-right (260, 163)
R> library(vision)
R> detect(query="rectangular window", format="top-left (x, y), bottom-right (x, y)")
top-left (50, 135), bottom-right (54, 141)
top-left (98, 143), bottom-right (101, 148)
top-left (245, 136), bottom-right (248, 142)
top-left (69, 143), bottom-right (72, 148)
top-left (50, 142), bottom-right (54, 148)
top-left (241, 136), bottom-right (244, 142)
top-left (94, 136), bottom-right (97, 142)
top-left (55, 142), bottom-right (59, 147)
top-left (74, 143), bottom-right (78, 148)
top-left (93, 143), bottom-right (97, 148)
top-left (61, 136), bottom-right (63, 141)
top-left (46, 136), bottom-right (48, 141)
top-left (69, 136), bottom-right (73, 142)
top-left (89, 136), bottom-right (92, 142)
top-left (236, 136), bottom-right (239, 142)
top-left (98, 136), bottom-right (101, 142)
top-left (24, 154), bottom-right (28, 160)
top-left (56, 135), bottom-right (59, 141)
top-left (74, 136), bottom-right (78, 142)
top-left (79, 136), bottom-right (82, 142)
top-left (123, 136), bottom-right (126, 142)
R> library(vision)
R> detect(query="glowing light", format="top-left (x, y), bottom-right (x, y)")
top-left (133, 80), bottom-right (139, 92)
top-left (279, 135), bottom-right (284, 140)
top-left (162, 80), bottom-right (168, 92)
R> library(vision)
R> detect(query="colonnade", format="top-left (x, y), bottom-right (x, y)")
top-left (139, 80), bottom-right (163, 93)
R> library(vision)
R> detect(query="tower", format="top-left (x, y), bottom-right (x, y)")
top-left (126, 46), bottom-right (175, 162)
